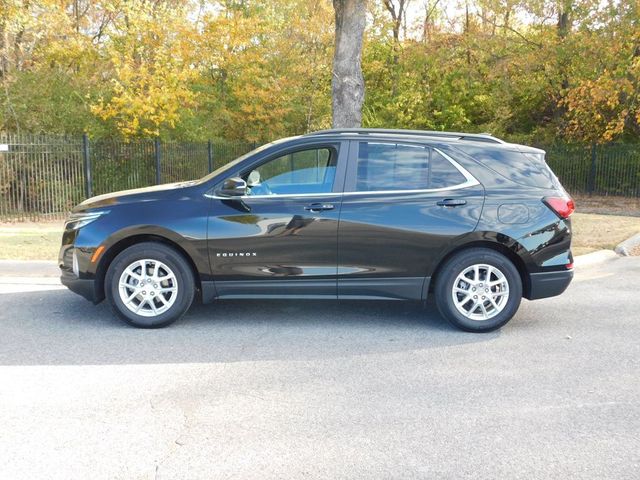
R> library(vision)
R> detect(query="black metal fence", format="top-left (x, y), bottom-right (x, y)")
top-left (1, 133), bottom-right (640, 220)
top-left (0, 133), bottom-right (254, 220)
top-left (544, 143), bottom-right (640, 197)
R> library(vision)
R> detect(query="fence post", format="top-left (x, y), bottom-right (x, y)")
top-left (207, 140), bottom-right (213, 173)
top-left (155, 138), bottom-right (162, 185)
top-left (587, 143), bottom-right (597, 195)
top-left (82, 133), bottom-right (93, 198)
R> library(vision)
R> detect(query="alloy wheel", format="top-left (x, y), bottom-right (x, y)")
top-left (451, 263), bottom-right (510, 321)
top-left (118, 259), bottom-right (178, 317)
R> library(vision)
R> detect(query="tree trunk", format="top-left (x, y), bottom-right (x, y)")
top-left (382, 0), bottom-right (405, 43)
top-left (557, 1), bottom-right (573, 90)
top-left (553, 0), bottom-right (573, 124)
top-left (557, 1), bottom-right (572, 40)
top-left (332, 0), bottom-right (366, 128)
top-left (464, 0), bottom-right (471, 65)
top-left (382, 0), bottom-right (406, 98)
top-left (0, 19), bottom-right (7, 80)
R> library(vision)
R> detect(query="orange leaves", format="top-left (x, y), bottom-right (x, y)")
top-left (563, 64), bottom-right (637, 143)
top-left (196, 0), bottom-right (334, 141)
top-left (89, 1), bottom-right (199, 138)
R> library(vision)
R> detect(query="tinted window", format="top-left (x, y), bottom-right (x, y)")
top-left (455, 145), bottom-right (555, 188)
top-left (355, 142), bottom-right (468, 192)
top-left (356, 143), bottom-right (429, 191)
top-left (244, 148), bottom-right (336, 195)
top-left (430, 150), bottom-right (467, 188)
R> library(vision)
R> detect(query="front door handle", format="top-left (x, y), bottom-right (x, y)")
top-left (304, 203), bottom-right (335, 212)
top-left (437, 199), bottom-right (467, 207)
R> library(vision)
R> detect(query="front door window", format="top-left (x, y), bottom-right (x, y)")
top-left (242, 147), bottom-right (337, 196)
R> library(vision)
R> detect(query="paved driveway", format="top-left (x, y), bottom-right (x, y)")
top-left (0, 257), bottom-right (639, 479)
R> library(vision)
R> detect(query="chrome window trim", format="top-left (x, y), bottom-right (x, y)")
top-left (345, 146), bottom-right (478, 194)
top-left (205, 192), bottom-right (340, 199)
top-left (205, 147), bottom-right (480, 200)
top-left (432, 147), bottom-right (480, 188)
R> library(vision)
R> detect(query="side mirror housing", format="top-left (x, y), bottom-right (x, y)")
top-left (216, 177), bottom-right (247, 197)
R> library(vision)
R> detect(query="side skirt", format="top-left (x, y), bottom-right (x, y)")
top-left (201, 277), bottom-right (431, 303)
top-left (338, 277), bottom-right (430, 301)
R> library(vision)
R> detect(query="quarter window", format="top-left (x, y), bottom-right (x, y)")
top-left (355, 142), bottom-right (469, 192)
top-left (429, 149), bottom-right (467, 189)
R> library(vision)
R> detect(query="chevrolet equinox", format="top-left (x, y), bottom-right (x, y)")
top-left (60, 129), bottom-right (574, 332)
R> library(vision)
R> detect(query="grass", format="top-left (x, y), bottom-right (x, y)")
top-left (570, 213), bottom-right (640, 256)
top-left (0, 212), bottom-right (639, 261)
top-left (573, 194), bottom-right (640, 217)
top-left (0, 223), bottom-right (62, 261)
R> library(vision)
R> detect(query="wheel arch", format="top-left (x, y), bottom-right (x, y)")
top-left (95, 233), bottom-right (201, 303)
top-left (429, 238), bottom-right (531, 298)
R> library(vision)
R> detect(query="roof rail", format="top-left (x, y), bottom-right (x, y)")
top-left (304, 128), bottom-right (505, 144)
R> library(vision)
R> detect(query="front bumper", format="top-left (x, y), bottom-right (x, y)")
top-left (60, 243), bottom-right (101, 303)
top-left (527, 269), bottom-right (573, 300)
top-left (60, 269), bottom-right (98, 303)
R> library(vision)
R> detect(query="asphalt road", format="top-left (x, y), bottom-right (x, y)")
top-left (0, 257), bottom-right (639, 479)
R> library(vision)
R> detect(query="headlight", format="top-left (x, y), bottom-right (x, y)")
top-left (64, 210), bottom-right (109, 230)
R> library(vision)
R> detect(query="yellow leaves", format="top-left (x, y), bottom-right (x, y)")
top-left (88, 1), bottom-right (199, 138)
top-left (563, 75), bottom-right (635, 144)
top-left (196, 0), bottom-right (333, 141)
top-left (4, 0), bottom-right (639, 143)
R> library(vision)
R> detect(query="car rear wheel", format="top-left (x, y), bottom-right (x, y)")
top-left (434, 248), bottom-right (522, 332)
top-left (105, 242), bottom-right (195, 328)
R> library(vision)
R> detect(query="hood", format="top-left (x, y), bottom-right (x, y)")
top-left (74, 181), bottom-right (196, 212)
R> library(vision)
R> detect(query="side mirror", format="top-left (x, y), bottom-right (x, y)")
top-left (216, 177), bottom-right (247, 197)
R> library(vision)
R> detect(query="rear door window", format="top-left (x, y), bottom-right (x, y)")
top-left (356, 143), bottom-right (429, 191)
top-left (354, 142), bottom-right (470, 192)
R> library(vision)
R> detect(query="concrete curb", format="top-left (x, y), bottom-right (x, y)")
top-left (573, 249), bottom-right (619, 268)
top-left (615, 233), bottom-right (640, 257)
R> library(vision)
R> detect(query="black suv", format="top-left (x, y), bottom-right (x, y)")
top-left (60, 129), bottom-right (574, 332)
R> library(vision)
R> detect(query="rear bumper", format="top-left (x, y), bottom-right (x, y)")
top-left (60, 269), bottom-right (98, 303)
top-left (527, 269), bottom-right (573, 300)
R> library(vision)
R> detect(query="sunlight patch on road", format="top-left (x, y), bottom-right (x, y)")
top-left (572, 272), bottom-right (614, 282)
top-left (0, 278), bottom-right (65, 294)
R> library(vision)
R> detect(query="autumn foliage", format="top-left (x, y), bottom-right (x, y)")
top-left (0, 0), bottom-right (637, 144)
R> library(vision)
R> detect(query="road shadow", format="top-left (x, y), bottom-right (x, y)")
top-left (0, 288), bottom-right (499, 366)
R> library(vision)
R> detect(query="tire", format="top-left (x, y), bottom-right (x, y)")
top-left (434, 248), bottom-right (522, 332)
top-left (105, 242), bottom-right (195, 328)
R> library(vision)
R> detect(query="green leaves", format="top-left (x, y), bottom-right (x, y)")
top-left (0, 0), bottom-right (638, 144)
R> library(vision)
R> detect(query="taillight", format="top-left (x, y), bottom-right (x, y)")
top-left (543, 196), bottom-right (575, 219)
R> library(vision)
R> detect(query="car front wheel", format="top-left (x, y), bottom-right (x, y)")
top-left (434, 248), bottom-right (522, 332)
top-left (105, 242), bottom-right (195, 328)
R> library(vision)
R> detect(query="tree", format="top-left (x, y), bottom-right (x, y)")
top-left (1, 0), bottom-right (639, 144)
top-left (90, 1), bottom-right (198, 138)
top-left (331, 0), bottom-right (366, 128)
top-left (194, 0), bottom-right (333, 142)
top-left (382, 0), bottom-right (406, 43)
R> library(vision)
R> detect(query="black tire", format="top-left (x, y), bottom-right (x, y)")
top-left (434, 248), bottom-right (522, 332)
top-left (105, 242), bottom-right (195, 328)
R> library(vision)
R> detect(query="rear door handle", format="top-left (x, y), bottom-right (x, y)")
top-left (304, 203), bottom-right (335, 212)
top-left (437, 199), bottom-right (467, 207)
